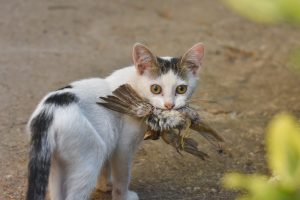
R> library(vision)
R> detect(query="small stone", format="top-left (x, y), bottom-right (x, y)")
top-left (5, 175), bottom-right (12, 180)
top-left (197, 171), bottom-right (203, 176)
top-left (193, 186), bottom-right (200, 191)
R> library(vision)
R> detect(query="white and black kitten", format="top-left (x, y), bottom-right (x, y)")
top-left (26, 43), bottom-right (204, 200)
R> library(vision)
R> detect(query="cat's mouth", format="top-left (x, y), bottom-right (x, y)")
top-left (162, 105), bottom-right (185, 111)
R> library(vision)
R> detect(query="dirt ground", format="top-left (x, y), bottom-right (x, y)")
top-left (1, 0), bottom-right (300, 199)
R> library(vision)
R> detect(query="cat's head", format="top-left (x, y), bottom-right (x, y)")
top-left (132, 43), bottom-right (204, 110)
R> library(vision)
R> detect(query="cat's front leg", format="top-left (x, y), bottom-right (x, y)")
top-left (111, 146), bottom-right (139, 200)
top-left (97, 160), bottom-right (113, 192)
top-left (111, 119), bottom-right (144, 200)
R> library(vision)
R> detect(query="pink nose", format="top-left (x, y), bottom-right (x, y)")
top-left (164, 102), bottom-right (174, 110)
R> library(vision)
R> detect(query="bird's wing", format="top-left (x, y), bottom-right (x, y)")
top-left (178, 107), bottom-right (224, 150)
top-left (98, 84), bottom-right (153, 117)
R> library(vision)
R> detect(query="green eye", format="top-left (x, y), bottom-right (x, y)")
top-left (176, 85), bottom-right (187, 94)
top-left (150, 84), bottom-right (162, 94)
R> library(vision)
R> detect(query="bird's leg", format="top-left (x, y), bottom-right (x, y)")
top-left (144, 128), bottom-right (160, 140)
top-left (178, 118), bottom-right (192, 150)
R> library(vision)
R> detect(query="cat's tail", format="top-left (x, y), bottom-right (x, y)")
top-left (26, 109), bottom-right (54, 200)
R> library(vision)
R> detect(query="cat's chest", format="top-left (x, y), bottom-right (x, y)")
top-left (123, 115), bottom-right (146, 131)
top-left (120, 115), bottom-right (146, 142)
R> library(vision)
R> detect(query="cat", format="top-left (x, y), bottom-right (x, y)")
top-left (26, 42), bottom-right (204, 200)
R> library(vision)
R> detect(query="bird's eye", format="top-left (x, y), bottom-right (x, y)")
top-left (150, 84), bottom-right (162, 94)
top-left (176, 85), bottom-right (187, 94)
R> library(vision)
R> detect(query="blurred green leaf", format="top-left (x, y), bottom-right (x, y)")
top-left (223, 114), bottom-right (300, 200)
top-left (223, 0), bottom-right (300, 24)
top-left (267, 113), bottom-right (300, 187)
top-left (221, 1), bottom-right (300, 198)
top-left (223, 0), bottom-right (300, 72)
top-left (223, 173), bottom-right (297, 200)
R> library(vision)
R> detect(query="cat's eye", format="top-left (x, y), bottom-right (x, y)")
top-left (150, 84), bottom-right (162, 94)
top-left (176, 85), bottom-right (187, 94)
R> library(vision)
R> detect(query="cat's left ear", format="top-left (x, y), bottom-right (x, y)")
top-left (180, 43), bottom-right (205, 75)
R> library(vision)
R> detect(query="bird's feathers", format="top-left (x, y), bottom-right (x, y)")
top-left (98, 84), bottom-right (224, 159)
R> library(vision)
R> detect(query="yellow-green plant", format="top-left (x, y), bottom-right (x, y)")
top-left (222, 0), bottom-right (300, 25)
top-left (223, 113), bottom-right (300, 200)
top-left (221, 2), bottom-right (300, 198)
top-left (222, 0), bottom-right (300, 72)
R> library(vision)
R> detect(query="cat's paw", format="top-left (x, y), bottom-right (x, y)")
top-left (97, 181), bottom-right (113, 192)
top-left (126, 191), bottom-right (139, 200)
top-left (112, 189), bottom-right (139, 200)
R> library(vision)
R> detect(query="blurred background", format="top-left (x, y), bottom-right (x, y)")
top-left (0, 0), bottom-right (300, 199)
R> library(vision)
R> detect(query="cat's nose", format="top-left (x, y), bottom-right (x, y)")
top-left (164, 102), bottom-right (174, 110)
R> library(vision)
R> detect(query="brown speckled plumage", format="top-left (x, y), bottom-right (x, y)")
top-left (98, 84), bottom-right (224, 160)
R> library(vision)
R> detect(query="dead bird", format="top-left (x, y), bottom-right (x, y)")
top-left (98, 84), bottom-right (224, 160)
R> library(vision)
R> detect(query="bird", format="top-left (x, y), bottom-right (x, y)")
top-left (98, 84), bottom-right (224, 160)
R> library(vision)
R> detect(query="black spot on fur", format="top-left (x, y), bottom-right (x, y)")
top-left (147, 115), bottom-right (157, 125)
top-left (26, 110), bottom-right (53, 200)
top-left (156, 57), bottom-right (185, 78)
top-left (57, 85), bottom-right (72, 90)
top-left (45, 92), bottom-right (78, 106)
top-left (30, 110), bottom-right (53, 150)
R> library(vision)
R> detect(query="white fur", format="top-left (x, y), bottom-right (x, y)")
top-left (28, 55), bottom-right (200, 200)
top-left (29, 75), bottom-right (145, 200)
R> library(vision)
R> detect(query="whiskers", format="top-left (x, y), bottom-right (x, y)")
top-left (187, 97), bottom-right (218, 104)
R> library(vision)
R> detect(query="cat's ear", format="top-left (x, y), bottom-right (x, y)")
top-left (132, 43), bottom-right (156, 75)
top-left (180, 43), bottom-right (205, 75)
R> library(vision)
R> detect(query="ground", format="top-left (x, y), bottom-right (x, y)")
top-left (1, 0), bottom-right (300, 200)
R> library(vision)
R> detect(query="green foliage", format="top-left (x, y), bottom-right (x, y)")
top-left (223, 113), bottom-right (300, 200)
top-left (222, 0), bottom-right (300, 73)
top-left (222, 3), bottom-right (300, 198)
top-left (223, 0), bottom-right (300, 24)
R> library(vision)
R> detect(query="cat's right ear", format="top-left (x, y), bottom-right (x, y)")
top-left (180, 43), bottom-right (205, 75)
top-left (132, 43), bottom-right (156, 75)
